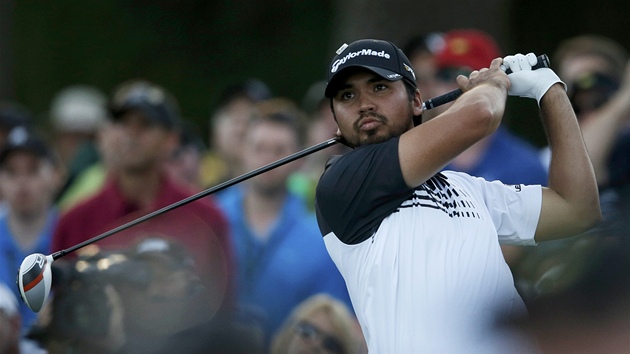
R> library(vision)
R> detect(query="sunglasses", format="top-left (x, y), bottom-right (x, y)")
top-left (294, 321), bottom-right (344, 354)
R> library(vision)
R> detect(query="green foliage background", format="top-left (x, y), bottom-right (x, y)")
top-left (12, 0), bottom-right (333, 136)
top-left (8, 0), bottom-right (630, 147)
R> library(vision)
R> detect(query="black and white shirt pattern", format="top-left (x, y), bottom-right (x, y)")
top-left (315, 136), bottom-right (542, 354)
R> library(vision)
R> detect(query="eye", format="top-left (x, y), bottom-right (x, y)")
top-left (338, 90), bottom-right (355, 101)
top-left (374, 83), bottom-right (388, 92)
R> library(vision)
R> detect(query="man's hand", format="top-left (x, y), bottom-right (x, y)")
top-left (456, 57), bottom-right (511, 94)
top-left (503, 53), bottom-right (565, 106)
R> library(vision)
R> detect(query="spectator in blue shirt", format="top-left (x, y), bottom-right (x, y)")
top-left (0, 127), bottom-right (61, 333)
top-left (216, 98), bottom-right (352, 348)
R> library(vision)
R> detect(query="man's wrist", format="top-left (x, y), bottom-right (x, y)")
top-left (539, 83), bottom-right (568, 109)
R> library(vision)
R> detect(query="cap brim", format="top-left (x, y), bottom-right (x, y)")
top-left (325, 65), bottom-right (404, 98)
top-left (110, 102), bottom-right (152, 119)
top-left (0, 144), bottom-right (52, 166)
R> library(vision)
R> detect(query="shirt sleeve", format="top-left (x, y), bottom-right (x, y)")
top-left (474, 177), bottom-right (542, 245)
top-left (315, 137), bottom-right (413, 244)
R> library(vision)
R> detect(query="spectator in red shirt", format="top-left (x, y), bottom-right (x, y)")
top-left (50, 79), bottom-right (235, 334)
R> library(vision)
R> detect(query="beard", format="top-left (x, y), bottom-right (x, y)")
top-left (351, 111), bottom-right (412, 147)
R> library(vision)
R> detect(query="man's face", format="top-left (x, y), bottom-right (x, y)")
top-left (560, 55), bottom-right (618, 117)
top-left (106, 111), bottom-right (177, 173)
top-left (212, 97), bottom-right (256, 163)
top-left (410, 51), bottom-right (437, 101)
top-left (331, 69), bottom-right (420, 147)
top-left (242, 120), bottom-right (299, 194)
top-left (0, 151), bottom-right (59, 217)
top-left (559, 55), bottom-right (611, 87)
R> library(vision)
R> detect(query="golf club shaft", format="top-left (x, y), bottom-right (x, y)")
top-left (50, 81), bottom-right (506, 260)
top-left (51, 137), bottom-right (339, 260)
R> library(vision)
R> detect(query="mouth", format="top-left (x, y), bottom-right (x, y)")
top-left (358, 117), bottom-right (381, 131)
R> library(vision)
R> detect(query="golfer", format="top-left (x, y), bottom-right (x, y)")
top-left (315, 39), bottom-right (601, 353)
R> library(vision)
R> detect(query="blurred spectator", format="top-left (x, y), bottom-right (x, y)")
top-left (288, 80), bottom-right (351, 210)
top-left (0, 283), bottom-right (46, 354)
top-left (56, 93), bottom-right (141, 211)
top-left (164, 120), bottom-right (207, 192)
top-left (116, 237), bottom-right (204, 350)
top-left (50, 79), bottom-right (235, 328)
top-left (270, 294), bottom-right (364, 354)
top-left (124, 237), bottom-right (264, 354)
top-left (216, 98), bottom-right (352, 347)
top-left (0, 102), bottom-right (31, 146)
top-left (31, 238), bottom-right (262, 354)
top-left (48, 85), bottom-right (108, 199)
top-left (401, 32), bottom-right (444, 121)
top-left (513, 201), bottom-right (630, 354)
top-left (200, 79), bottom-right (272, 189)
top-left (29, 251), bottom-right (127, 354)
top-left (0, 127), bottom-right (61, 333)
top-left (0, 102), bottom-right (33, 212)
top-left (540, 34), bottom-right (630, 188)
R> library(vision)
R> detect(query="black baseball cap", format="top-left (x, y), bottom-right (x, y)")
top-left (109, 80), bottom-right (181, 130)
top-left (0, 126), bottom-right (55, 166)
top-left (325, 39), bottom-right (417, 98)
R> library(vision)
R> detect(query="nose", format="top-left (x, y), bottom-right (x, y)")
top-left (357, 92), bottom-right (376, 114)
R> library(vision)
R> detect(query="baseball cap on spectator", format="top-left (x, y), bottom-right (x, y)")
top-left (0, 102), bottom-right (31, 132)
top-left (50, 85), bottom-right (108, 133)
top-left (109, 80), bottom-right (181, 131)
top-left (325, 39), bottom-right (417, 98)
top-left (435, 29), bottom-right (501, 79)
top-left (130, 237), bottom-right (195, 271)
top-left (0, 126), bottom-right (56, 166)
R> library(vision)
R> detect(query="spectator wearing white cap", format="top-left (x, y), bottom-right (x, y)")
top-left (48, 85), bottom-right (107, 200)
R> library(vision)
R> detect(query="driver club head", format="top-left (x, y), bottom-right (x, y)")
top-left (17, 253), bottom-right (53, 312)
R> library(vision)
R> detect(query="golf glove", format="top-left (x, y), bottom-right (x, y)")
top-left (503, 53), bottom-right (565, 106)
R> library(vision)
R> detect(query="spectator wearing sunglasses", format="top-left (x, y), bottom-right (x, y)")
top-left (271, 294), bottom-right (365, 354)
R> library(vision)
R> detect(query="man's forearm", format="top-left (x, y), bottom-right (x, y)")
top-left (541, 84), bottom-right (602, 231)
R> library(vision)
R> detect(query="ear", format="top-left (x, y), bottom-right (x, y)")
top-left (412, 88), bottom-right (424, 116)
top-left (335, 128), bottom-right (353, 148)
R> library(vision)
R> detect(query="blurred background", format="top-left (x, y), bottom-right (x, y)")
top-left (1, 0), bottom-right (629, 146)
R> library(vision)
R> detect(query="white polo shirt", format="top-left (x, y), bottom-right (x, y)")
top-left (315, 137), bottom-right (542, 354)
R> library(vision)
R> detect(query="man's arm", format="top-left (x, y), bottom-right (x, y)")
top-left (399, 58), bottom-right (510, 187)
top-left (535, 85), bottom-right (602, 241)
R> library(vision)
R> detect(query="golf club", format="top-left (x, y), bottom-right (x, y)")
top-left (17, 54), bottom-right (551, 312)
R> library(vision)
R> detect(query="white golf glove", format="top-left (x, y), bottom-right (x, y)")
top-left (503, 53), bottom-right (565, 106)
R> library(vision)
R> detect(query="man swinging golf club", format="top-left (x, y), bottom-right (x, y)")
top-left (314, 39), bottom-right (601, 353)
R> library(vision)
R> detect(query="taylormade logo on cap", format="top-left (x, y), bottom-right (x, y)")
top-left (331, 48), bottom-right (392, 73)
top-left (324, 39), bottom-right (418, 98)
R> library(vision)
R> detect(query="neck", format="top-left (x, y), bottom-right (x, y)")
top-left (243, 185), bottom-right (287, 242)
top-left (8, 209), bottom-right (50, 250)
top-left (116, 168), bottom-right (163, 209)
